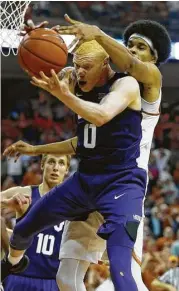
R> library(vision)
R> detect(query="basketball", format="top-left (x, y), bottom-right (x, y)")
top-left (18, 28), bottom-right (68, 77)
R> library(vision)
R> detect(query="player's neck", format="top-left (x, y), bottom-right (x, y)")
top-left (95, 65), bottom-right (115, 87)
top-left (39, 181), bottom-right (52, 196)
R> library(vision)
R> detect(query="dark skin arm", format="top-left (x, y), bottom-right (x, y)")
top-left (55, 15), bottom-right (161, 86)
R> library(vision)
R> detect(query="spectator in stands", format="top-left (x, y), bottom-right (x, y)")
top-left (171, 230), bottom-right (179, 257)
top-left (151, 257), bottom-right (179, 291)
top-left (161, 177), bottom-right (179, 205)
top-left (141, 252), bottom-right (165, 291)
top-left (6, 157), bottom-right (24, 185)
top-left (152, 146), bottom-right (171, 177)
top-left (156, 226), bottom-right (174, 251)
top-left (172, 161), bottom-right (179, 190)
top-left (22, 160), bottom-right (42, 186)
top-left (149, 206), bottom-right (163, 239)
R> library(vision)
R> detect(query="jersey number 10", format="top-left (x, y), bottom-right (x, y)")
top-left (84, 124), bottom-right (96, 148)
top-left (36, 234), bottom-right (55, 256)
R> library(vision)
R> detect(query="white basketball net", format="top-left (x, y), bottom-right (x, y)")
top-left (0, 1), bottom-right (31, 56)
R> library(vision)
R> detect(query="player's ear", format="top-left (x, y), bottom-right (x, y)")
top-left (65, 167), bottom-right (69, 176)
top-left (103, 57), bottom-right (109, 67)
top-left (151, 52), bottom-right (157, 64)
top-left (41, 162), bottom-right (44, 171)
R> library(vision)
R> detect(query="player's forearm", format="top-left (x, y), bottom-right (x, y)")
top-left (56, 92), bottom-right (107, 126)
top-left (34, 137), bottom-right (77, 155)
top-left (95, 31), bottom-right (133, 72)
top-left (152, 279), bottom-right (174, 290)
top-left (0, 189), bottom-right (18, 201)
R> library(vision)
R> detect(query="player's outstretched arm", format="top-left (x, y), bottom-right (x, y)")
top-left (3, 137), bottom-right (77, 160)
top-left (55, 15), bottom-right (161, 85)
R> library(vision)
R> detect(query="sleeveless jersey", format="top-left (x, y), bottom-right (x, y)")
top-left (19, 186), bottom-right (64, 279)
top-left (75, 72), bottom-right (143, 172)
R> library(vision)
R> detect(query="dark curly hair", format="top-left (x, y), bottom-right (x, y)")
top-left (123, 20), bottom-right (171, 66)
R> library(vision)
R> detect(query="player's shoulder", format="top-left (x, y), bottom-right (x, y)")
top-left (143, 62), bottom-right (162, 85)
top-left (111, 75), bottom-right (139, 91)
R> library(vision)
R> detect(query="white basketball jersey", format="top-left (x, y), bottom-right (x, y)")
top-left (137, 92), bottom-right (161, 170)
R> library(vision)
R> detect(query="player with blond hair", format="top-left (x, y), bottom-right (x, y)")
top-left (1, 154), bottom-right (70, 291)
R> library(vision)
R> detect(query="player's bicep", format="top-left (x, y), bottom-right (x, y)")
top-left (101, 77), bottom-right (140, 120)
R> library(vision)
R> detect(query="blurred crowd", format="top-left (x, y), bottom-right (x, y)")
top-left (26, 1), bottom-right (179, 41)
top-left (1, 89), bottom-right (78, 190)
top-left (1, 88), bottom-right (179, 289)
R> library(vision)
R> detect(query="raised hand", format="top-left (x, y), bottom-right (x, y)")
top-left (53, 14), bottom-right (101, 51)
top-left (20, 20), bottom-right (49, 36)
top-left (3, 140), bottom-right (37, 162)
top-left (31, 69), bottom-right (72, 101)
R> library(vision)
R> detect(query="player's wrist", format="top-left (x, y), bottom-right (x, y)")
top-left (33, 145), bottom-right (41, 155)
top-left (93, 26), bottom-right (104, 40)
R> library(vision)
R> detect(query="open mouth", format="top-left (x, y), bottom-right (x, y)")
top-left (51, 174), bottom-right (59, 178)
top-left (78, 80), bottom-right (87, 86)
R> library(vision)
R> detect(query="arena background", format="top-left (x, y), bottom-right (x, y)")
top-left (1, 1), bottom-right (179, 290)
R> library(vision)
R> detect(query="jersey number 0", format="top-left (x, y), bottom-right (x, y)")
top-left (84, 124), bottom-right (96, 148)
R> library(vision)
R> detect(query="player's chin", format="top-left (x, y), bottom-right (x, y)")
top-left (49, 177), bottom-right (60, 183)
top-left (79, 83), bottom-right (92, 92)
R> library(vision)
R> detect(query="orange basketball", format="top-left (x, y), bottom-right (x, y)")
top-left (18, 28), bottom-right (68, 78)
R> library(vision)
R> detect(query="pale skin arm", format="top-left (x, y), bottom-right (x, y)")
top-left (152, 279), bottom-right (177, 291)
top-left (1, 188), bottom-right (31, 255)
top-left (55, 15), bottom-right (161, 86)
top-left (1, 192), bottom-right (32, 260)
top-left (31, 71), bottom-right (140, 127)
top-left (0, 186), bottom-right (31, 202)
top-left (1, 187), bottom-right (31, 218)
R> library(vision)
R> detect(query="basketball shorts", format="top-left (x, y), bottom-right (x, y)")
top-left (3, 275), bottom-right (59, 291)
top-left (10, 167), bottom-right (147, 252)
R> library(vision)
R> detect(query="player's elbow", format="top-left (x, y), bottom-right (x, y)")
top-left (94, 111), bottom-right (110, 127)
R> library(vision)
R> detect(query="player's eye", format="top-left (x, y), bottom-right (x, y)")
top-left (59, 161), bottom-right (65, 165)
top-left (138, 45), bottom-right (146, 50)
top-left (83, 65), bottom-right (90, 70)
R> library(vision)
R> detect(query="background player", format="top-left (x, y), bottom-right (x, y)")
top-left (1, 154), bottom-right (70, 291)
